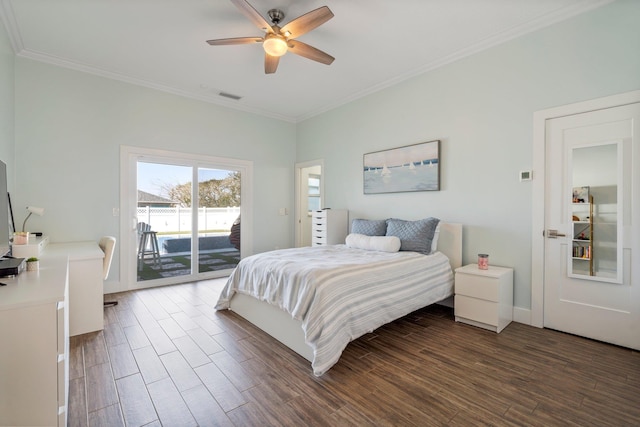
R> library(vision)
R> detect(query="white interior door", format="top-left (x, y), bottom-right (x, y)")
top-left (543, 103), bottom-right (639, 350)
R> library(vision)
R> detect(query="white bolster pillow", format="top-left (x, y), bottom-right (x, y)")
top-left (345, 233), bottom-right (401, 253)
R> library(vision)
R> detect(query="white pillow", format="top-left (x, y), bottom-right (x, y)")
top-left (431, 222), bottom-right (441, 253)
top-left (345, 233), bottom-right (401, 253)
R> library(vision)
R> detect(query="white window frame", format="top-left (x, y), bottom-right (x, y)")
top-left (120, 145), bottom-right (253, 291)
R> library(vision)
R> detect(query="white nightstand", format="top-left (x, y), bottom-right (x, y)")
top-left (454, 264), bottom-right (513, 333)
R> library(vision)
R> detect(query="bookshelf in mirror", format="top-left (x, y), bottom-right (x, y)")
top-left (571, 195), bottom-right (593, 276)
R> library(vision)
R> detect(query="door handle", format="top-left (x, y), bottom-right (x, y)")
top-left (546, 229), bottom-right (566, 238)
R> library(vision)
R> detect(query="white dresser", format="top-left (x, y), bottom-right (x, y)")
top-left (454, 264), bottom-right (513, 333)
top-left (0, 255), bottom-right (69, 426)
top-left (311, 209), bottom-right (349, 246)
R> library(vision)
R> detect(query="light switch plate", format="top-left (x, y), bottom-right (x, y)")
top-left (520, 170), bottom-right (532, 181)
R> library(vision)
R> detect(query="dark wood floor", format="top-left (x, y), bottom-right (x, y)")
top-left (68, 279), bottom-right (640, 427)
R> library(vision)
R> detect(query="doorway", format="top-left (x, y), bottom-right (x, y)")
top-left (120, 146), bottom-right (253, 290)
top-left (295, 160), bottom-right (323, 247)
top-left (532, 91), bottom-right (640, 350)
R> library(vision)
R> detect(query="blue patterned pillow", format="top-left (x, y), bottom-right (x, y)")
top-left (385, 217), bottom-right (440, 255)
top-left (351, 219), bottom-right (387, 236)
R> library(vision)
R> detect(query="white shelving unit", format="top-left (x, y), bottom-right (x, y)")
top-left (311, 209), bottom-right (349, 246)
top-left (571, 196), bottom-right (594, 276)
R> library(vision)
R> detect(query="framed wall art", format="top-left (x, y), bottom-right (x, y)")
top-left (363, 140), bottom-right (440, 194)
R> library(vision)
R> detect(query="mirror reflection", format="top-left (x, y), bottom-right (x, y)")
top-left (569, 142), bottom-right (621, 282)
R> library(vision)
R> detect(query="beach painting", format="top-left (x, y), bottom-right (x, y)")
top-left (364, 140), bottom-right (440, 194)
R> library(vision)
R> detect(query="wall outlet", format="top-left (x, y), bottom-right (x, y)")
top-left (112, 208), bottom-right (120, 216)
top-left (278, 208), bottom-right (288, 216)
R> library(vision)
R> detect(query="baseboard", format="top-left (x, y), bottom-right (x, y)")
top-left (103, 280), bottom-right (127, 295)
top-left (513, 305), bottom-right (533, 326)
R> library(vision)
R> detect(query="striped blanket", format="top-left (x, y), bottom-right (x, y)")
top-left (215, 245), bottom-right (454, 376)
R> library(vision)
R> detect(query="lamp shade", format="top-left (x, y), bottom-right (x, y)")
top-left (26, 206), bottom-right (44, 216)
top-left (22, 206), bottom-right (44, 232)
top-left (263, 35), bottom-right (287, 57)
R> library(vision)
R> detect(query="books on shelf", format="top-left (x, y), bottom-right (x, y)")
top-left (572, 245), bottom-right (591, 259)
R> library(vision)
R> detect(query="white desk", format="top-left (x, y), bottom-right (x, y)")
top-left (0, 255), bottom-right (70, 427)
top-left (43, 242), bottom-right (105, 337)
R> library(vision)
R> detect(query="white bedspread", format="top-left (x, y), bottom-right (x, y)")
top-left (215, 245), bottom-right (454, 376)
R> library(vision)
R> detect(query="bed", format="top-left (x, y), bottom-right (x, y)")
top-left (215, 221), bottom-right (462, 376)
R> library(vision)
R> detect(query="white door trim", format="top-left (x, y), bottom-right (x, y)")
top-left (531, 89), bottom-right (640, 327)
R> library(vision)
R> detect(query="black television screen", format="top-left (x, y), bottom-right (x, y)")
top-left (0, 160), bottom-right (10, 258)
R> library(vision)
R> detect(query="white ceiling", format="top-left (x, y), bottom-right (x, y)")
top-left (1, 0), bottom-right (611, 122)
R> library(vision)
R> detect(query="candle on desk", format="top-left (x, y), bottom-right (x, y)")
top-left (13, 232), bottom-right (29, 245)
top-left (478, 254), bottom-right (489, 270)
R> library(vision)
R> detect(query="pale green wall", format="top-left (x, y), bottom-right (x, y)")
top-left (296, 0), bottom-right (640, 312)
top-left (3, 1), bottom-right (639, 309)
top-left (0, 19), bottom-right (14, 189)
top-left (13, 58), bottom-right (296, 283)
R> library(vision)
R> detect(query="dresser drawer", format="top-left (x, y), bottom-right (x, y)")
top-left (312, 210), bottom-right (328, 219)
top-left (57, 301), bottom-right (66, 351)
top-left (455, 273), bottom-right (501, 302)
top-left (455, 295), bottom-right (499, 326)
top-left (312, 236), bottom-right (327, 245)
top-left (312, 222), bottom-right (328, 231)
top-left (58, 354), bottom-right (66, 406)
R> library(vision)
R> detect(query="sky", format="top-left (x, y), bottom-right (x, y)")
top-left (137, 162), bottom-right (234, 196)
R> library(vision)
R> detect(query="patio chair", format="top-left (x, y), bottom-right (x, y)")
top-left (137, 222), bottom-right (160, 271)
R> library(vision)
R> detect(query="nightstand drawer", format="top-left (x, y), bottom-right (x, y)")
top-left (455, 273), bottom-right (501, 301)
top-left (455, 295), bottom-right (498, 326)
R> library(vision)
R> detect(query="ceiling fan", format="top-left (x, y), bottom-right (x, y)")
top-left (206, 0), bottom-right (335, 74)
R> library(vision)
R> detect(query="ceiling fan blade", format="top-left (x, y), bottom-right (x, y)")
top-left (280, 6), bottom-right (334, 38)
top-left (206, 37), bottom-right (263, 46)
top-left (264, 53), bottom-right (280, 74)
top-left (231, 0), bottom-right (273, 33)
top-left (288, 40), bottom-right (334, 65)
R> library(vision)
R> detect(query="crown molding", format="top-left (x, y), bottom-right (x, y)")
top-left (0, 0), bottom-right (23, 53)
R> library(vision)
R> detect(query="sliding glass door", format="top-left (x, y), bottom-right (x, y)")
top-left (121, 147), bottom-right (252, 289)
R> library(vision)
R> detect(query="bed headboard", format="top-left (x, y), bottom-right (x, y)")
top-left (438, 223), bottom-right (462, 270)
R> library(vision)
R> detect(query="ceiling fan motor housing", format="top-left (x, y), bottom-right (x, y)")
top-left (267, 9), bottom-right (284, 25)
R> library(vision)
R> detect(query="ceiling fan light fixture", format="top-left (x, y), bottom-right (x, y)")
top-left (263, 34), bottom-right (288, 57)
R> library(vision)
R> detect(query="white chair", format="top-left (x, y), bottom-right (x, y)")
top-left (99, 236), bottom-right (118, 307)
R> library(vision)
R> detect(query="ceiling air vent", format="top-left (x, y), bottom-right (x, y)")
top-left (218, 91), bottom-right (242, 101)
